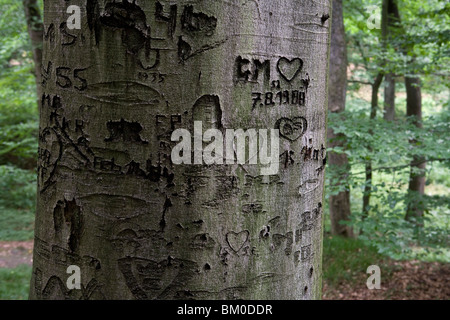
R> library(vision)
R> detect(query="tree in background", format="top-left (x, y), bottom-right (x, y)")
top-left (381, 0), bottom-right (398, 122)
top-left (361, 71), bottom-right (383, 220)
top-left (398, 3), bottom-right (426, 223)
top-left (328, 0), bottom-right (449, 257)
top-left (380, 0), bottom-right (428, 224)
top-left (328, 0), bottom-right (353, 237)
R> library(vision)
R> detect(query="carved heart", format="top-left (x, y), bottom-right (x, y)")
top-left (277, 57), bottom-right (303, 82)
top-left (275, 117), bottom-right (307, 141)
top-left (118, 257), bottom-right (197, 299)
top-left (226, 230), bottom-right (249, 253)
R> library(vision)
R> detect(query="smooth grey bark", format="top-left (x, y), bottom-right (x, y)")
top-left (30, 0), bottom-right (331, 300)
top-left (327, 0), bottom-right (352, 237)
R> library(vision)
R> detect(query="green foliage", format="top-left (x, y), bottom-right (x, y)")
top-left (344, 0), bottom-right (450, 79)
top-left (0, 0), bottom-right (30, 64)
top-left (322, 235), bottom-right (386, 287)
top-left (326, 104), bottom-right (449, 261)
top-left (0, 118), bottom-right (38, 169)
top-left (0, 265), bottom-right (31, 300)
top-left (0, 207), bottom-right (35, 241)
top-left (0, 0), bottom-right (38, 241)
top-left (0, 165), bottom-right (36, 240)
top-left (342, 189), bottom-right (449, 261)
top-left (324, 0), bottom-right (450, 262)
top-left (0, 2), bottom-right (38, 299)
top-left (0, 165), bottom-right (36, 210)
top-left (328, 108), bottom-right (450, 165)
top-left (0, 0), bottom-right (39, 169)
top-left (0, 41), bottom-right (39, 170)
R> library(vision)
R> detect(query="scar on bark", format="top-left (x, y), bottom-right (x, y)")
top-left (34, 268), bottom-right (43, 299)
top-left (90, 0), bottom-right (159, 69)
top-left (86, 0), bottom-right (101, 45)
top-left (53, 198), bottom-right (83, 253)
top-left (44, 23), bottom-right (56, 43)
top-left (155, 1), bottom-right (177, 38)
top-left (118, 256), bottom-right (198, 299)
top-left (321, 14), bottom-right (330, 24)
top-left (178, 37), bottom-right (228, 62)
top-left (178, 36), bottom-right (192, 62)
top-left (259, 226), bottom-right (270, 239)
top-left (99, 0), bottom-right (149, 54)
top-left (105, 119), bottom-right (148, 144)
top-left (192, 95), bottom-right (222, 129)
top-left (42, 276), bottom-right (67, 300)
top-left (124, 160), bottom-right (175, 186)
top-left (181, 5), bottom-right (217, 36)
top-left (160, 197), bottom-right (172, 231)
top-left (191, 233), bottom-right (216, 249)
top-left (60, 22), bottom-right (77, 46)
top-left (302, 73), bottom-right (310, 92)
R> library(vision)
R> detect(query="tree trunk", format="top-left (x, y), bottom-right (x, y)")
top-left (405, 75), bottom-right (425, 221)
top-left (22, 0), bottom-right (44, 98)
top-left (362, 72), bottom-right (383, 218)
top-left (327, 0), bottom-right (352, 237)
top-left (31, 0), bottom-right (331, 300)
top-left (381, 0), bottom-right (399, 122)
top-left (384, 0), bottom-right (426, 222)
top-left (383, 73), bottom-right (395, 121)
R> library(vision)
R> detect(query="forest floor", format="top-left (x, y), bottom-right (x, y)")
top-left (0, 241), bottom-right (33, 269)
top-left (323, 259), bottom-right (449, 300)
top-left (0, 240), bottom-right (448, 300)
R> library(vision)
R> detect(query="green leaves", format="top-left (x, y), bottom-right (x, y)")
top-left (0, 0), bottom-right (39, 243)
top-left (0, 1), bottom-right (39, 169)
top-left (328, 108), bottom-right (450, 166)
top-left (326, 87), bottom-right (449, 261)
top-left (0, 165), bottom-right (36, 211)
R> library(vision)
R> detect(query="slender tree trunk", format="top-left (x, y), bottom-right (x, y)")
top-left (405, 75), bottom-right (425, 221)
top-left (383, 73), bottom-right (395, 121)
top-left (384, 0), bottom-right (426, 222)
top-left (22, 0), bottom-right (44, 98)
top-left (327, 0), bottom-right (352, 237)
top-left (362, 73), bottom-right (383, 218)
top-left (30, 0), bottom-right (331, 300)
top-left (381, 0), bottom-right (399, 122)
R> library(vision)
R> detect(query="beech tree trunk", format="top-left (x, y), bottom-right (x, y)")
top-left (405, 75), bottom-right (425, 221)
top-left (327, 0), bottom-right (352, 237)
top-left (381, 0), bottom-right (399, 122)
top-left (383, 73), bottom-right (395, 121)
top-left (30, 0), bottom-right (331, 300)
top-left (384, 0), bottom-right (426, 222)
top-left (362, 72), bottom-right (383, 219)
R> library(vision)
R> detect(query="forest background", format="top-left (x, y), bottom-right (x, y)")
top-left (0, 0), bottom-right (448, 299)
